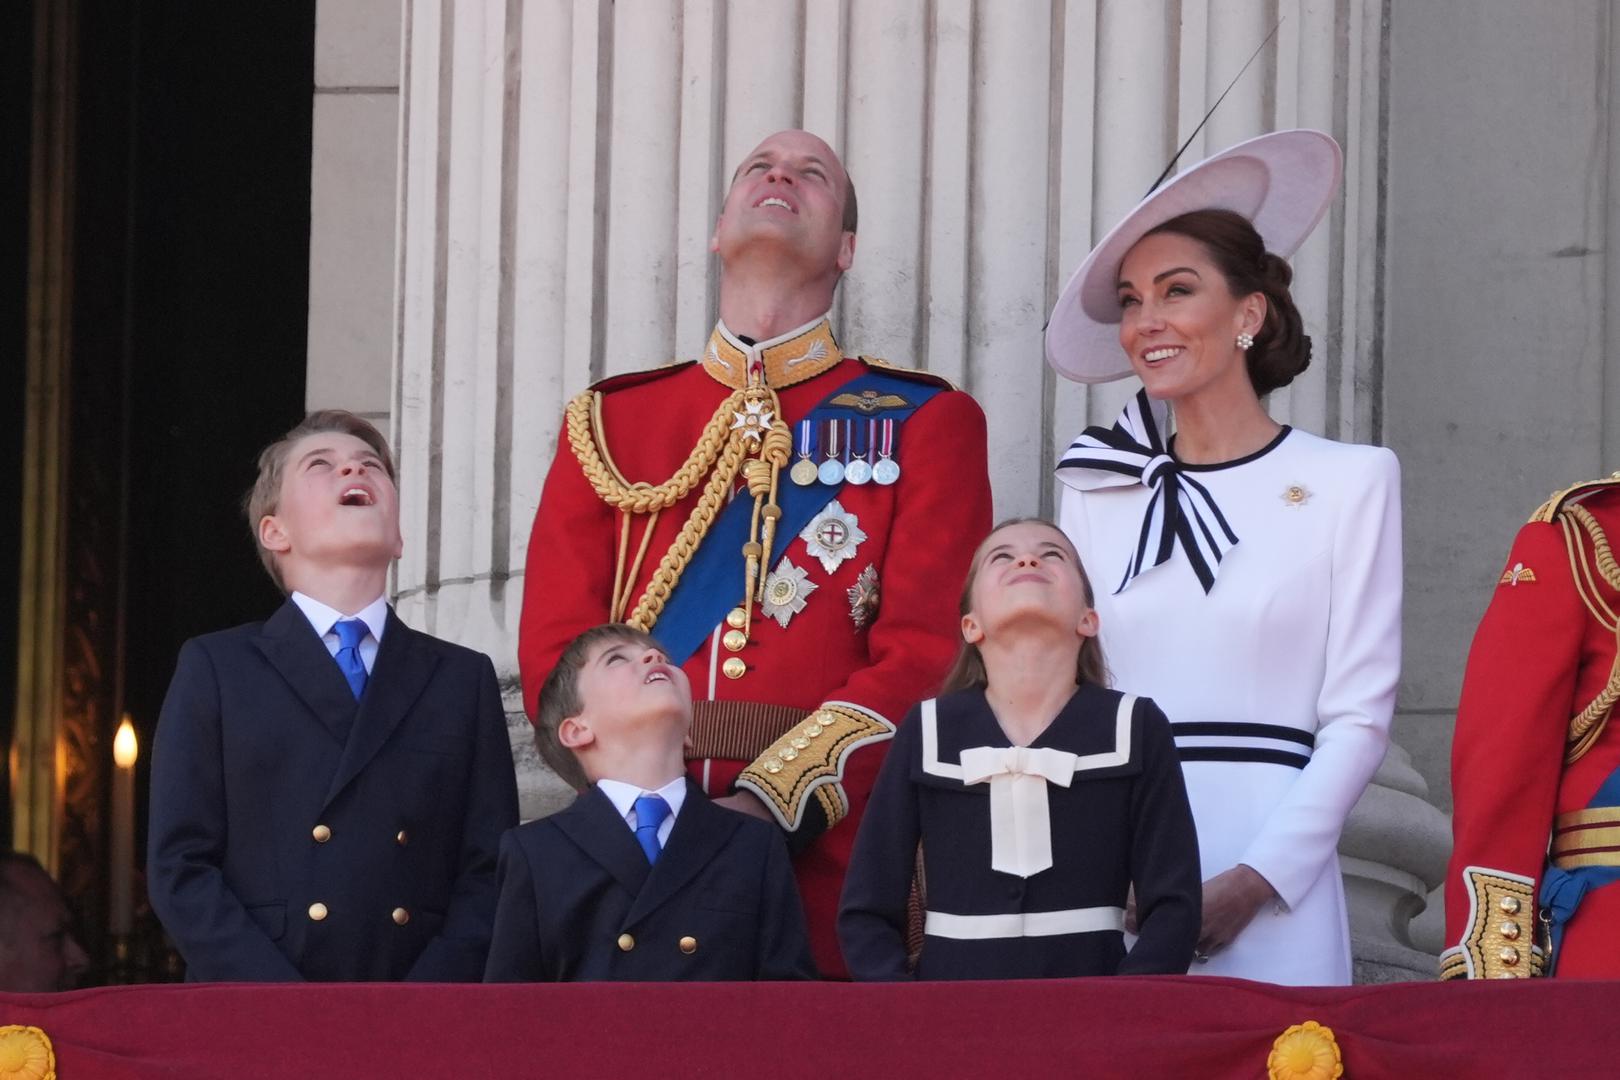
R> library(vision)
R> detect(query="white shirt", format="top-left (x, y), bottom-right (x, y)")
top-left (596, 776), bottom-right (687, 848)
top-left (290, 591), bottom-right (389, 675)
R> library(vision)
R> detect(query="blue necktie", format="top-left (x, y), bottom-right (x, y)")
top-left (333, 618), bottom-right (369, 701)
top-left (633, 794), bottom-right (671, 865)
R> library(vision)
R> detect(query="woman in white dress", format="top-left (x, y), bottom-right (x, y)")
top-left (1043, 130), bottom-right (1401, 985)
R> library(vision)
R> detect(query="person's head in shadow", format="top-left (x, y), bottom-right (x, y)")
top-left (0, 853), bottom-right (90, 992)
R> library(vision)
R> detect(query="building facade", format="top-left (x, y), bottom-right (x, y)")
top-left (305, 0), bottom-right (1620, 981)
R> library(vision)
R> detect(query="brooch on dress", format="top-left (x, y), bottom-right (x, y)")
top-left (1279, 483), bottom-right (1313, 508)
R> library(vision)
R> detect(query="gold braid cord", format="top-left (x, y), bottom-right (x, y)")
top-left (566, 383), bottom-right (786, 634)
top-left (1560, 505), bottom-right (1620, 762)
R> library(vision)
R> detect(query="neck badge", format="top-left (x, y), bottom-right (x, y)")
top-left (800, 499), bottom-right (866, 575)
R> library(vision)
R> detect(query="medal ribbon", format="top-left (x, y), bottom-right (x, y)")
top-left (1053, 388), bottom-right (1238, 595)
top-left (652, 370), bottom-right (944, 665)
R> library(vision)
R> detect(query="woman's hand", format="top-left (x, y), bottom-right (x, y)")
top-left (1196, 864), bottom-right (1278, 960)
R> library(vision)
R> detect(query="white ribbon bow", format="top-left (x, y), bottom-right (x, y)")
top-left (959, 745), bottom-right (1080, 878)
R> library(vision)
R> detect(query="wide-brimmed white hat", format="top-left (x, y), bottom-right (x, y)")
top-left (1045, 129), bottom-right (1343, 384)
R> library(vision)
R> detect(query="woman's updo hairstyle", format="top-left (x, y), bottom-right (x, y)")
top-left (1143, 208), bottom-right (1312, 396)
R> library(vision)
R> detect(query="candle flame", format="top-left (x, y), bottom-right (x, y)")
top-left (114, 716), bottom-right (138, 768)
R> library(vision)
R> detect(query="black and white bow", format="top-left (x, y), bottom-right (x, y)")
top-left (1055, 390), bottom-right (1238, 594)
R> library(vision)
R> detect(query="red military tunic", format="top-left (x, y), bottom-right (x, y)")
top-left (1443, 476), bottom-right (1620, 979)
top-left (519, 316), bottom-right (992, 977)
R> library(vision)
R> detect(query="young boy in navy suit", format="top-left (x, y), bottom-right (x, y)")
top-left (148, 410), bottom-right (519, 981)
top-left (485, 624), bottom-right (815, 981)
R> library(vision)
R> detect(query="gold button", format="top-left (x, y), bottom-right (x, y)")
top-left (725, 607), bottom-right (747, 630)
top-left (805, 724), bottom-right (823, 737)
top-left (617, 933), bottom-right (635, 952)
top-left (1495, 972), bottom-right (1521, 980)
top-left (791, 737), bottom-right (809, 750)
top-left (722, 629), bottom-right (748, 653)
top-left (722, 657), bottom-right (747, 680)
top-left (312, 824), bottom-right (331, 843)
top-left (392, 907), bottom-right (410, 926)
top-left (1499, 920), bottom-right (1521, 940)
top-left (764, 760), bottom-right (783, 774)
top-left (779, 747), bottom-right (798, 761)
top-left (679, 936), bottom-right (697, 954)
top-left (396, 829), bottom-right (409, 846)
top-left (1499, 946), bottom-right (1520, 966)
top-left (308, 902), bottom-right (328, 922)
top-left (1499, 896), bottom-right (1521, 914)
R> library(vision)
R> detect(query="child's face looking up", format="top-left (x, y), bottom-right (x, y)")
top-left (563, 640), bottom-right (693, 753)
top-left (261, 432), bottom-right (403, 570)
top-left (962, 522), bottom-right (1099, 646)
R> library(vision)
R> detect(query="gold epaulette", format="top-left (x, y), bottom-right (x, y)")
top-left (735, 701), bottom-right (895, 834)
top-left (858, 355), bottom-right (960, 392)
top-left (1530, 471), bottom-right (1620, 523)
top-left (1438, 867), bottom-right (1545, 980)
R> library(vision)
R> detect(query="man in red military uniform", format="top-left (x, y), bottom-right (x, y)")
top-left (518, 129), bottom-right (992, 977)
top-left (1443, 474), bottom-right (1620, 979)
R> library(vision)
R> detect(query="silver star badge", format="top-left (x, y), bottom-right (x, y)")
top-left (730, 398), bottom-right (774, 443)
top-left (762, 557), bottom-right (817, 628)
top-left (800, 500), bottom-right (866, 574)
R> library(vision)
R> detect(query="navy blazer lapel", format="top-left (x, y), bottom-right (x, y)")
top-left (253, 599), bottom-right (358, 745)
top-left (624, 780), bottom-right (741, 928)
top-left (553, 787), bottom-right (652, 898)
top-left (322, 607), bottom-right (439, 807)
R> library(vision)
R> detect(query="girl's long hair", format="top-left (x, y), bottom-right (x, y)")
top-left (939, 517), bottom-right (1109, 695)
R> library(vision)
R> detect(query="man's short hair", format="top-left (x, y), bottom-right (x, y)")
top-left (243, 410), bottom-right (397, 593)
top-left (534, 623), bottom-right (667, 789)
top-left (840, 172), bottom-right (858, 234)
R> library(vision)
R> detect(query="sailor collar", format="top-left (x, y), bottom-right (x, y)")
top-left (702, 314), bottom-right (843, 390)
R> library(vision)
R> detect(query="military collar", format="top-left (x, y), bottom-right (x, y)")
top-left (701, 314), bottom-right (842, 390)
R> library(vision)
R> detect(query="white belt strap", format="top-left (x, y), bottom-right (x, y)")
top-left (924, 906), bottom-right (1125, 940)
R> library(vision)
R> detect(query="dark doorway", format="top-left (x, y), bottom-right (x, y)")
top-left (5, 0), bottom-right (315, 983)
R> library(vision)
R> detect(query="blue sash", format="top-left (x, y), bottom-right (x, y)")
top-left (1540, 766), bottom-right (1620, 973)
top-left (653, 370), bottom-right (943, 665)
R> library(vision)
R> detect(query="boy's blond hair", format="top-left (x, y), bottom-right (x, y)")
top-left (244, 410), bottom-right (397, 592)
top-left (535, 624), bottom-right (669, 790)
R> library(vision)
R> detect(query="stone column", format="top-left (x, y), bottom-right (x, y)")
top-left (388, 0), bottom-right (1449, 978)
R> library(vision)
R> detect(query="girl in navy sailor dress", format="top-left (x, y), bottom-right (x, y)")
top-left (838, 519), bottom-right (1201, 980)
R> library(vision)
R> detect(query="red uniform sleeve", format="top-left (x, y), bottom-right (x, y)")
top-left (1442, 520), bottom-right (1583, 978)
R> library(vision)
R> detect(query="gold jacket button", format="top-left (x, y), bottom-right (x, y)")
top-left (1499, 896), bottom-right (1521, 914)
top-left (1498, 946), bottom-right (1520, 966)
top-left (1499, 920), bottom-right (1521, 940)
top-left (312, 824), bottom-right (332, 843)
top-left (617, 933), bottom-right (635, 953)
top-left (308, 902), bottom-right (328, 922)
top-left (725, 607), bottom-right (747, 630)
top-left (679, 936), bottom-right (698, 955)
top-left (392, 907), bottom-right (410, 926)
top-left (396, 829), bottom-right (409, 846)
top-left (722, 629), bottom-right (748, 653)
top-left (722, 657), bottom-right (747, 680)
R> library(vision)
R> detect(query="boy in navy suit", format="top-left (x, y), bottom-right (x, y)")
top-left (148, 410), bottom-right (519, 981)
top-left (485, 624), bottom-right (815, 981)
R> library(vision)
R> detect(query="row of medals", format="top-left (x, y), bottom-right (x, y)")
top-left (788, 418), bottom-right (900, 488)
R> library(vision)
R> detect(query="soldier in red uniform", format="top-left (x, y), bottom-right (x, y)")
top-left (518, 129), bottom-right (992, 977)
top-left (1444, 474), bottom-right (1620, 979)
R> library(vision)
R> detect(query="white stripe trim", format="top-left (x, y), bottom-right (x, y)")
top-left (925, 906), bottom-right (1125, 940)
top-left (920, 694), bottom-right (1136, 780)
top-left (1172, 734), bottom-right (1308, 753)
